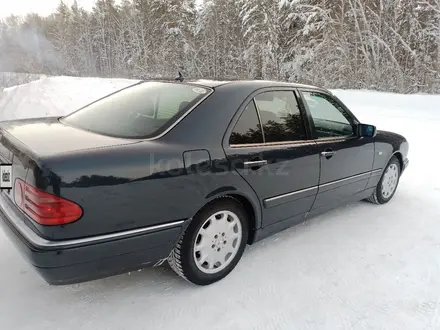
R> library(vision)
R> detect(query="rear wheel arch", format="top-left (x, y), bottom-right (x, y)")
top-left (197, 192), bottom-right (261, 245)
top-left (226, 194), bottom-right (258, 245)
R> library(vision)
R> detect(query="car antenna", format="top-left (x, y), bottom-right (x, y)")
top-left (175, 71), bottom-right (184, 82)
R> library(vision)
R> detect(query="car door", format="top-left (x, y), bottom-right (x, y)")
top-left (223, 89), bottom-right (321, 229)
top-left (299, 90), bottom-right (375, 212)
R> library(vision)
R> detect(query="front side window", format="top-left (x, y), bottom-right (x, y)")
top-left (254, 91), bottom-right (306, 143)
top-left (302, 91), bottom-right (355, 139)
top-left (61, 82), bottom-right (211, 138)
top-left (229, 101), bottom-right (264, 145)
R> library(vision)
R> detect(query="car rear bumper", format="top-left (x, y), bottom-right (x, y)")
top-left (0, 192), bottom-right (185, 285)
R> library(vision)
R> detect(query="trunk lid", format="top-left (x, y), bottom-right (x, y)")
top-left (0, 117), bottom-right (139, 235)
top-left (0, 117), bottom-right (139, 157)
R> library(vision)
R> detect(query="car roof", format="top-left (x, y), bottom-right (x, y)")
top-left (186, 79), bottom-right (232, 88)
top-left (185, 79), bottom-right (328, 92)
top-left (140, 78), bottom-right (329, 93)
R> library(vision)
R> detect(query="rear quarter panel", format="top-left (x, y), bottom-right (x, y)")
top-left (27, 142), bottom-right (193, 240)
top-left (27, 140), bottom-right (261, 241)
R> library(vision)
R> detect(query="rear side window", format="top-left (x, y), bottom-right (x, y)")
top-left (229, 101), bottom-right (264, 145)
top-left (61, 82), bottom-right (211, 138)
top-left (254, 91), bottom-right (306, 143)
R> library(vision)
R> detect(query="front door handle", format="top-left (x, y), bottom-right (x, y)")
top-left (321, 149), bottom-right (335, 159)
top-left (244, 160), bottom-right (267, 170)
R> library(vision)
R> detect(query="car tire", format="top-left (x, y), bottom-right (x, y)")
top-left (366, 156), bottom-right (401, 205)
top-left (168, 198), bottom-right (249, 285)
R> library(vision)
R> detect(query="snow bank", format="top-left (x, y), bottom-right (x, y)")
top-left (0, 76), bottom-right (138, 121)
top-left (0, 72), bottom-right (45, 89)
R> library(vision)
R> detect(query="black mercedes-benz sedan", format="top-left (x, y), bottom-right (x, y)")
top-left (0, 79), bottom-right (409, 286)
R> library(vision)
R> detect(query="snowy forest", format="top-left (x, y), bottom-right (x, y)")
top-left (1, 0), bottom-right (440, 93)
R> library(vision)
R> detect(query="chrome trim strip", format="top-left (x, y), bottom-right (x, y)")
top-left (230, 140), bottom-right (315, 149)
top-left (43, 221), bottom-right (185, 249)
top-left (265, 186), bottom-right (318, 203)
top-left (0, 194), bottom-right (184, 249)
top-left (319, 171), bottom-right (371, 188)
top-left (230, 133), bottom-right (359, 148)
top-left (264, 169), bottom-right (382, 204)
top-left (314, 135), bottom-right (357, 143)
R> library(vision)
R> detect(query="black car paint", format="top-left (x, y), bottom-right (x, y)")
top-left (0, 117), bottom-right (139, 157)
top-left (0, 80), bottom-right (409, 284)
top-left (225, 141), bottom-right (320, 228)
top-left (311, 137), bottom-right (375, 210)
top-left (367, 130), bottom-right (409, 191)
top-left (0, 192), bottom-right (183, 284)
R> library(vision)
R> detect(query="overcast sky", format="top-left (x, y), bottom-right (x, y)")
top-left (0, 0), bottom-right (203, 17)
top-left (0, 0), bottom-right (94, 17)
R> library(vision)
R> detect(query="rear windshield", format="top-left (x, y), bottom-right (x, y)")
top-left (61, 82), bottom-right (212, 138)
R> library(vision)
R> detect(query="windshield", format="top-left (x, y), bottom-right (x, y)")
top-left (61, 82), bottom-right (212, 139)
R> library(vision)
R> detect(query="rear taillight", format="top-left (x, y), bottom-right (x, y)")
top-left (14, 179), bottom-right (83, 226)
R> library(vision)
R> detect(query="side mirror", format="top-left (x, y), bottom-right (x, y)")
top-left (358, 123), bottom-right (377, 137)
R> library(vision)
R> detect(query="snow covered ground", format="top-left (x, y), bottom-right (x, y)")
top-left (0, 77), bottom-right (439, 330)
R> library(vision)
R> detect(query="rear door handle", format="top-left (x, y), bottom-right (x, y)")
top-left (244, 160), bottom-right (267, 169)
